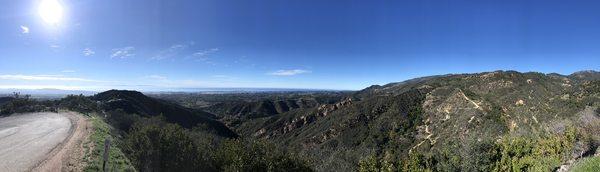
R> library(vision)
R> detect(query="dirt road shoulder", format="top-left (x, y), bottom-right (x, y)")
top-left (33, 111), bottom-right (92, 172)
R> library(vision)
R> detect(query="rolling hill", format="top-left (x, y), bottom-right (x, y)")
top-left (92, 90), bottom-right (238, 138)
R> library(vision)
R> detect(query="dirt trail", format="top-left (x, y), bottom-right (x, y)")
top-left (33, 111), bottom-right (92, 172)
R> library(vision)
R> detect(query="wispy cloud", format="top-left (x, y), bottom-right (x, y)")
top-left (0, 74), bottom-right (105, 82)
top-left (152, 44), bottom-right (188, 60)
top-left (211, 75), bottom-right (238, 81)
top-left (50, 44), bottom-right (60, 49)
top-left (20, 26), bottom-right (29, 34)
top-left (61, 70), bottom-right (76, 73)
top-left (49, 44), bottom-right (61, 51)
top-left (268, 69), bottom-right (311, 76)
top-left (151, 42), bottom-right (196, 60)
top-left (111, 46), bottom-right (135, 59)
top-left (187, 48), bottom-right (219, 65)
top-left (83, 48), bottom-right (95, 56)
top-left (192, 48), bottom-right (219, 58)
top-left (144, 75), bottom-right (168, 80)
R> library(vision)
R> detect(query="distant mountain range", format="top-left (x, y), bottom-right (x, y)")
top-left (0, 89), bottom-right (97, 99)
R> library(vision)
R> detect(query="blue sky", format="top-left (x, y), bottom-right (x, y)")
top-left (1, 0), bottom-right (599, 91)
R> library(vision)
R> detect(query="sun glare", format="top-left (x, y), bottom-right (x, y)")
top-left (38, 0), bottom-right (63, 24)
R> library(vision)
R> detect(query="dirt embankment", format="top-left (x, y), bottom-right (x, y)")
top-left (33, 111), bottom-right (93, 172)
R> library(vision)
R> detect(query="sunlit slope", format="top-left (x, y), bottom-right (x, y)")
top-left (231, 70), bottom-right (599, 171)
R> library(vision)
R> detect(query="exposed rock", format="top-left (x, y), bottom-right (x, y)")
top-left (254, 128), bottom-right (266, 137)
top-left (317, 98), bottom-right (353, 117)
top-left (556, 164), bottom-right (569, 172)
top-left (515, 99), bottom-right (525, 106)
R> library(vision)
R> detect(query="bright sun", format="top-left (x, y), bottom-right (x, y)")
top-left (38, 0), bottom-right (63, 24)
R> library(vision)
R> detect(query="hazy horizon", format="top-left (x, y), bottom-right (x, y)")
top-left (0, 69), bottom-right (596, 93)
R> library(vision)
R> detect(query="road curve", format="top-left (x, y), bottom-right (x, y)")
top-left (0, 112), bottom-right (72, 172)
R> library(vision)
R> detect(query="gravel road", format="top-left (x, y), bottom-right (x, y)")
top-left (0, 112), bottom-right (71, 172)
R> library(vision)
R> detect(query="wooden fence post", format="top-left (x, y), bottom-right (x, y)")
top-left (103, 138), bottom-right (111, 172)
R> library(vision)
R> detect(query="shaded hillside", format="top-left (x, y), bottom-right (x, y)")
top-left (206, 99), bottom-right (318, 119)
top-left (92, 90), bottom-right (237, 138)
top-left (0, 97), bottom-right (14, 106)
top-left (151, 91), bottom-right (347, 129)
top-left (219, 70), bottom-right (600, 171)
top-left (570, 70), bottom-right (600, 81)
top-left (151, 91), bottom-right (347, 109)
top-left (204, 97), bottom-right (334, 129)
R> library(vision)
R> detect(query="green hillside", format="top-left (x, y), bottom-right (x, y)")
top-left (214, 70), bottom-right (600, 171)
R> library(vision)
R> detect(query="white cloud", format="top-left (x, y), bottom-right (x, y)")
top-left (144, 75), bottom-right (168, 80)
top-left (192, 48), bottom-right (219, 58)
top-left (111, 46), bottom-right (135, 59)
top-left (20, 26), bottom-right (29, 34)
top-left (83, 48), bottom-right (95, 56)
top-left (152, 44), bottom-right (188, 60)
top-left (61, 70), bottom-right (75, 73)
top-left (0, 74), bottom-right (104, 82)
top-left (187, 48), bottom-right (219, 64)
top-left (211, 75), bottom-right (229, 78)
top-left (268, 69), bottom-right (311, 76)
top-left (50, 44), bottom-right (60, 48)
top-left (151, 42), bottom-right (196, 60)
top-left (211, 75), bottom-right (238, 82)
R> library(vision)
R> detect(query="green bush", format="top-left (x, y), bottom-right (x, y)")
top-left (494, 128), bottom-right (576, 171)
top-left (570, 156), bottom-right (600, 172)
top-left (122, 118), bottom-right (211, 171)
top-left (358, 128), bottom-right (578, 172)
top-left (0, 95), bottom-right (55, 115)
top-left (214, 139), bottom-right (312, 172)
top-left (122, 117), bottom-right (313, 172)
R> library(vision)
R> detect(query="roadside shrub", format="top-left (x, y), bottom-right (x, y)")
top-left (122, 117), bottom-right (313, 172)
